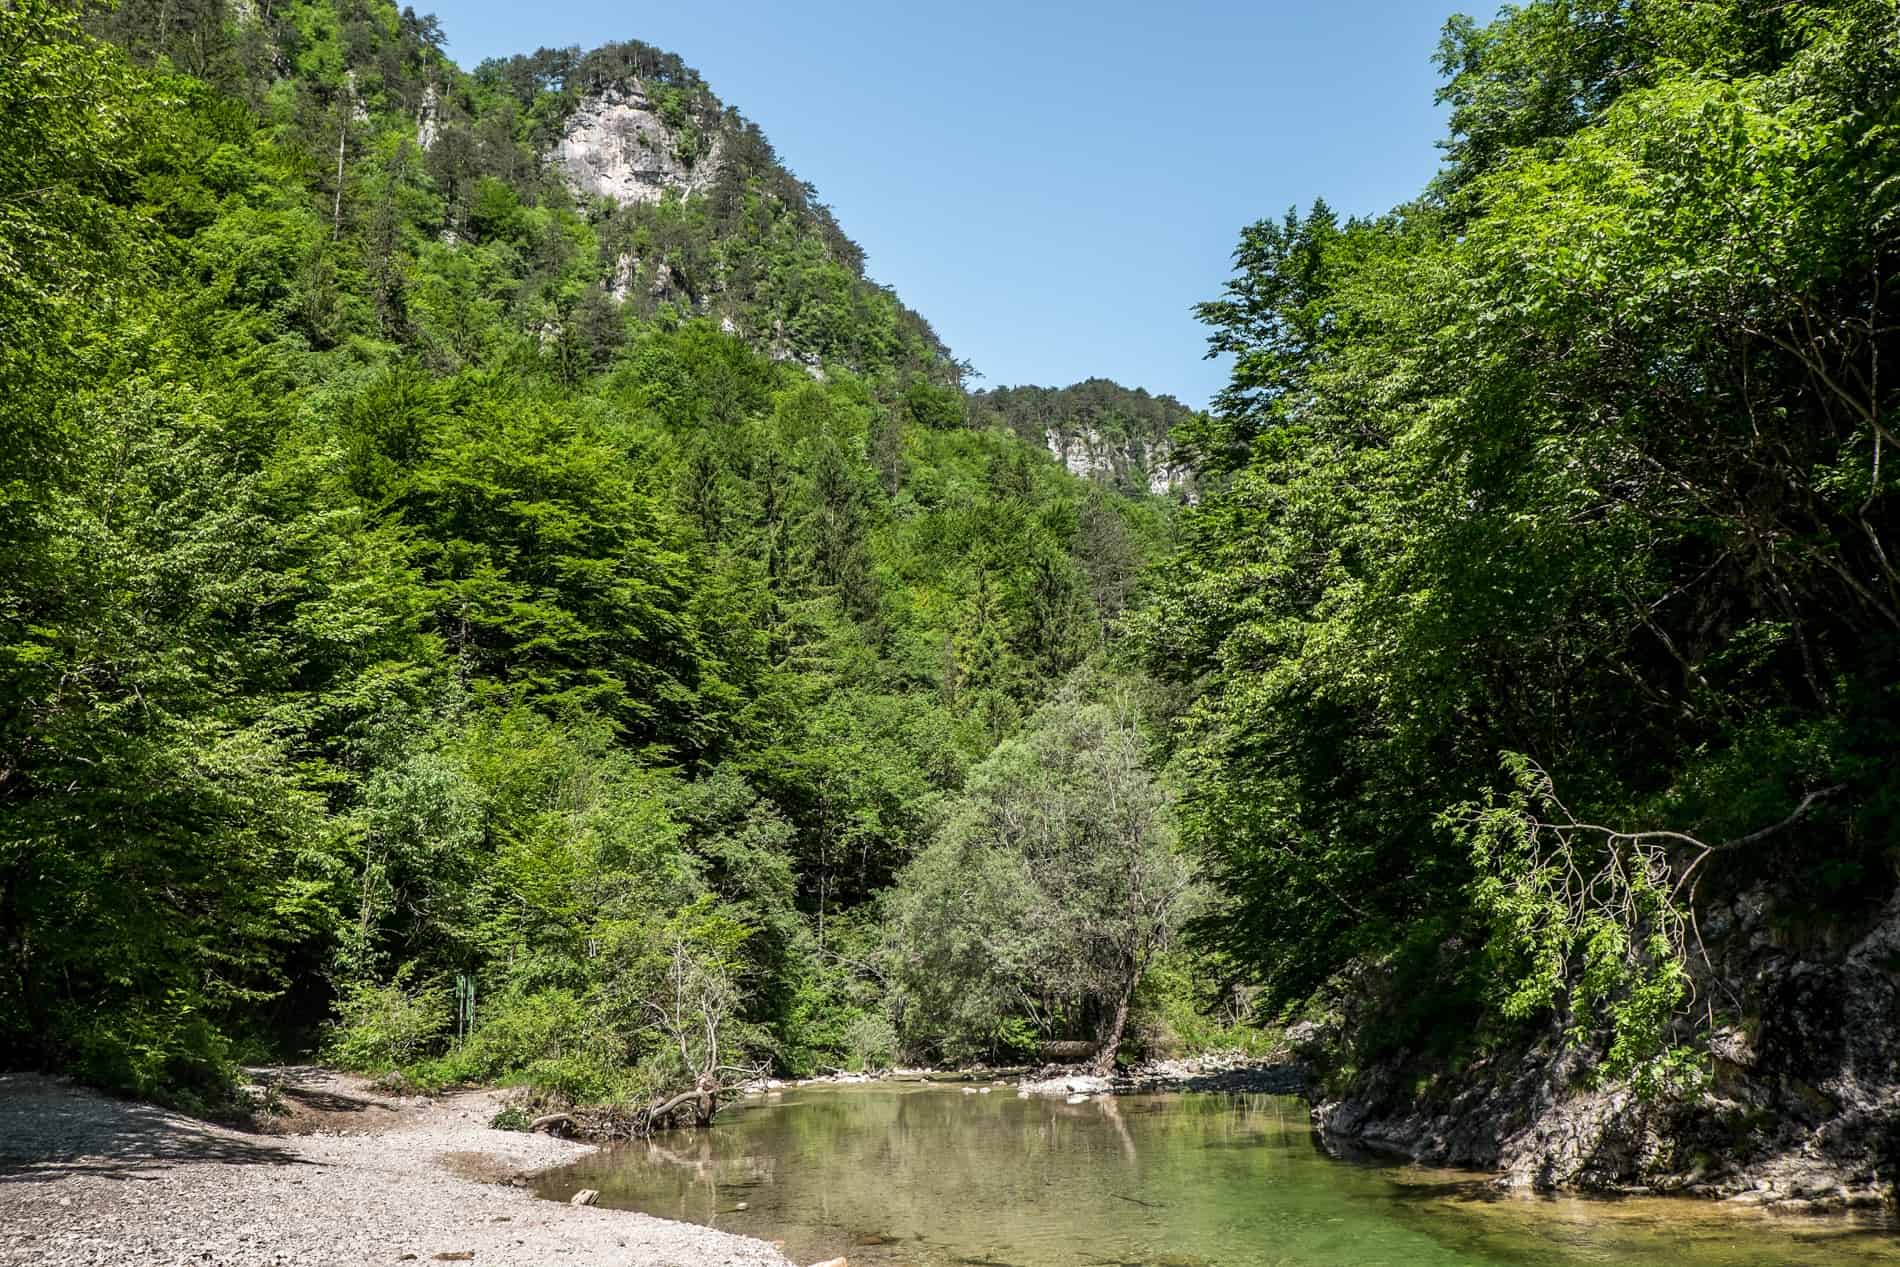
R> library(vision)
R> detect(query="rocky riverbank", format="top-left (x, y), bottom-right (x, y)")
top-left (728, 1051), bottom-right (1306, 1103)
top-left (0, 1069), bottom-right (795, 1267)
top-left (1304, 886), bottom-right (1900, 1213)
top-left (1013, 1051), bottom-right (1306, 1099)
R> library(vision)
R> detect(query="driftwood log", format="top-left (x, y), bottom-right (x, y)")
top-left (528, 1073), bottom-right (723, 1139)
top-left (637, 1075), bottom-right (717, 1129)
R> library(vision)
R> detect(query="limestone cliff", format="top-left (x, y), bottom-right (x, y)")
top-left (971, 379), bottom-right (1198, 500)
top-left (1044, 426), bottom-right (1195, 499)
top-left (553, 83), bottom-right (723, 205)
top-left (517, 46), bottom-right (951, 382)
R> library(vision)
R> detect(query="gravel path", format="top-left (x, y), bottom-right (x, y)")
top-left (0, 1071), bottom-right (796, 1267)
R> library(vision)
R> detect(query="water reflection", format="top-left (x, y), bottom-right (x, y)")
top-left (535, 1086), bottom-right (1900, 1267)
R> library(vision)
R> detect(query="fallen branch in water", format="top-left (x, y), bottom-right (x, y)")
top-left (1451, 755), bottom-right (1849, 1090)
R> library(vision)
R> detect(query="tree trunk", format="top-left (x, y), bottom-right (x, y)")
top-left (1091, 968), bottom-right (1138, 1076)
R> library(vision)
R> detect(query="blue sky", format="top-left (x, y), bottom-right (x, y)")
top-left (429, 1), bottom-right (1459, 409)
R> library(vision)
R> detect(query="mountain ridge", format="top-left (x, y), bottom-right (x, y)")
top-left (96, 0), bottom-right (1204, 488)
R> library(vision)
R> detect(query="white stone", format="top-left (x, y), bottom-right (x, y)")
top-left (1043, 426), bottom-right (1192, 497)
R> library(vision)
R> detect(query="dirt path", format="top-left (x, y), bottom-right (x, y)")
top-left (0, 1070), bottom-right (795, 1267)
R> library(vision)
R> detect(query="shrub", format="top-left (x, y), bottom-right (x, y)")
top-left (411, 986), bottom-right (646, 1104)
top-left (1133, 950), bottom-right (1284, 1060)
top-left (489, 1102), bottom-right (533, 1131)
top-left (324, 968), bottom-right (449, 1072)
top-left (65, 1001), bottom-right (238, 1112)
top-left (841, 1012), bottom-right (897, 1071)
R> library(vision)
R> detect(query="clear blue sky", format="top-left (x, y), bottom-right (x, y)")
top-left (429, 0), bottom-right (1458, 409)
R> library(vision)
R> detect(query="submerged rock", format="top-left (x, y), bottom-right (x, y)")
top-left (1020, 1073), bottom-right (1111, 1098)
top-left (1017, 1057), bottom-right (1304, 1100)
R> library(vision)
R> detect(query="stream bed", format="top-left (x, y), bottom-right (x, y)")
top-left (534, 1084), bottom-right (1900, 1266)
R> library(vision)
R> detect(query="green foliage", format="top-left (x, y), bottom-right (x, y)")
top-left (888, 678), bottom-right (1197, 1066)
top-left (488, 1102), bottom-right (533, 1131)
top-left (903, 375), bottom-right (965, 430)
top-left (840, 1012), bottom-right (899, 1071)
top-left (1144, 0), bottom-right (1900, 1096)
top-left (1449, 756), bottom-right (1703, 1099)
top-left (422, 986), bottom-right (643, 1104)
top-left (1133, 950), bottom-right (1282, 1060)
top-left (0, 0), bottom-right (142, 437)
top-left (1, 0), bottom-right (1207, 1110)
top-left (325, 968), bottom-right (450, 1072)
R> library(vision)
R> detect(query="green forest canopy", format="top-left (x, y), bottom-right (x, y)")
top-left (0, 0), bottom-right (1177, 1107)
top-left (1145, 0), bottom-right (1899, 1091)
top-left (1, 0), bottom-right (1894, 1120)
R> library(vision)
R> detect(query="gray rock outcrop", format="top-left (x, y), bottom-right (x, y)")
top-left (1311, 887), bottom-right (1900, 1209)
top-left (554, 84), bottom-right (722, 206)
top-left (1044, 426), bottom-right (1194, 499)
top-left (416, 82), bottom-right (440, 152)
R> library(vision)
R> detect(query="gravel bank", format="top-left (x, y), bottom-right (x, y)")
top-left (0, 1070), bottom-right (794, 1267)
top-left (1018, 1052), bottom-right (1305, 1099)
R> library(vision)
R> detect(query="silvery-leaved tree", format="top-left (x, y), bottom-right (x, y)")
top-left (890, 680), bottom-right (1198, 1071)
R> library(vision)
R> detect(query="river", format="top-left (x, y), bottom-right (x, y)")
top-left (535, 1084), bottom-right (1900, 1266)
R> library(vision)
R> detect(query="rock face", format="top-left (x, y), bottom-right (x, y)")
top-left (1311, 887), bottom-right (1900, 1209)
top-left (970, 382), bottom-right (1197, 500)
top-left (416, 82), bottom-right (440, 152)
top-left (554, 83), bottom-right (722, 205)
top-left (1044, 426), bottom-right (1194, 500)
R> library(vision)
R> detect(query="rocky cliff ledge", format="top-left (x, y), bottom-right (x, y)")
top-left (1045, 426), bottom-right (1194, 499)
top-left (554, 84), bottom-right (722, 205)
top-left (1304, 888), bottom-right (1900, 1211)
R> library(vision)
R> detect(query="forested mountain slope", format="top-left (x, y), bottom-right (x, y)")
top-left (90, 0), bottom-right (956, 381)
top-left (1143, 0), bottom-right (1900, 1204)
top-left (0, 0), bottom-right (1191, 1110)
top-left (969, 380), bottom-right (1198, 500)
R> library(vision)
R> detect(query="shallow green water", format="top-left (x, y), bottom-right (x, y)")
top-left (536, 1085), bottom-right (1900, 1267)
